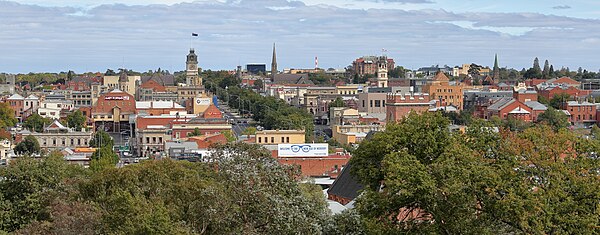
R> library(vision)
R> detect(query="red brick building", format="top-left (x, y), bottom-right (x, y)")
top-left (538, 86), bottom-right (590, 101)
top-left (513, 88), bottom-right (538, 103)
top-left (563, 101), bottom-right (597, 125)
top-left (91, 89), bottom-right (136, 132)
top-left (352, 56), bottom-right (395, 76)
top-left (386, 93), bottom-right (434, 123)
top-left (277, 152), bottom-right (352, 177)
top-left (486, 97), bottom-right (533, 121)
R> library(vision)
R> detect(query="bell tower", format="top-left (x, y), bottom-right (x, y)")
top-left (186, 48), bottom-right (201, 87)
top-left (376, 56), bottom-right (388, 88)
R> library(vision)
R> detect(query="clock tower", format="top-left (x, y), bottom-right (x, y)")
top-left (186, 48), bottom-right (201, 86)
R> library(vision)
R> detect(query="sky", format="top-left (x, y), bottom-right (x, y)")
top-left (1, 0), bottom-right (599, 73)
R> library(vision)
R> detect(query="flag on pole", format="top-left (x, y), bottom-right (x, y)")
top-left (192, 33), bottom-right (198, 36)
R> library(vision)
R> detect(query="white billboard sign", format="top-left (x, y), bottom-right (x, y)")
top-left (278, 144), bottom-right (329, 157)
top-left (195, 98), bottom-right (211, 105)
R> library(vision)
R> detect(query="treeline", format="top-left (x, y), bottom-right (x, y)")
top-left (348, 112), bottom-right (600, 234)
top-left (203, 72), bottom-right (315, 140)
top-left (0, 143), bottom-right (351, 234)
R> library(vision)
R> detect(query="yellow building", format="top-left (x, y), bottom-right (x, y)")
top-left (103, 73), bottom-right (141, 97)
top-left (332, 124), bottom-right (385, 145)
top-left (423, 72), bottom-right (464, 110)
top-left (336, 84), bottom-right (363, 95)
top-left (255, 130), bottom-right (305, 145)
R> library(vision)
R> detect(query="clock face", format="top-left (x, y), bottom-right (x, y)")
top-left (188, 65), bottom-right (197, 71)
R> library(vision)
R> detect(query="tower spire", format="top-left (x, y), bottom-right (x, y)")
top-left (493, 53), bottom-right (500, 80)
top-left (271, 43), bottom-right (277, 81)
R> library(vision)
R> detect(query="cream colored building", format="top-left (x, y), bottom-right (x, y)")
top-left (0, 139), bottom-right (12, 163)
top-left (103, 73), bottom-right (141, 97)
top-left (336, 84), bottom-right (363, 95)
top-left (26, 120), bottom-right (93, 150)
top-left (332, 124), bottom-right (385, 145)
top-left (255, 130), bottom-right (306, 145)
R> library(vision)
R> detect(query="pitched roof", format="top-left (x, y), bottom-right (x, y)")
top-left (7, 94), bottom-right (24, 100)
top-left (548, 76), bottom-right (580, 85)
top-left (524, 101), bottom-right (548, 111)
top-left (433, 71), bottom-right (449, 81)
top-left (202, 104), bottom-right (222, 119)
top-left (140, 79), bottom-right (167, 92)
top-left (487, 97), bottom-right (515, 111)
top-left (141, 73), bottom-right (175, 86)
top-left (272, 74), bottom-right (314, 85)
top-left (327, 164), bottom-right (364, 204)
top-left (508, 107), bottom-right (530, 114)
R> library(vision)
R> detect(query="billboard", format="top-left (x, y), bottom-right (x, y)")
top-left (195, 98), bottom-right (211, 106)
top-left (278, 144), bottom-right (329, 157)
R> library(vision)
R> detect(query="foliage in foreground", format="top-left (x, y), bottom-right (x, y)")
top-left (350, 112), bottom-right (600, 234)
top-left (0, 144), bottom-right (330, 234)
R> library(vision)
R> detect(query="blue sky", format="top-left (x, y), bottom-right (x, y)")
top-left (1, 0), bottom-right (599, 73)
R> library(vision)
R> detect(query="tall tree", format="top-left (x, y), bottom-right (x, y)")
top-left (549, 64), bottom-right (554, 77)
top-left (66, 110), bottom-right (86, 131)
top-left (23, 113), bottom-right (52, 132)
top-left (533, 57), bottom-right (541, 73)
top-left (543, 59), bottom-right (550, 78)
top-left (536, 107), bottom-right (569, 131)
top-left (329, 97), bottom-right (346, 108)
top-left (14, 135), bottom-right (41, 155)
top-left (0, 102), bottom-right (17, 128)
top-left (89, 130), bottom-right (113, 148)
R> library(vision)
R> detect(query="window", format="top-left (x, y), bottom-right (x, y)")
top-left (370, 100), bottom-right (373, 107)
top-left (271, 137), bottom-right (274, 143)
top-left (281, 137), bottom-right (285, 143)
top-left (375, 100), bottom-right (381, 107)
top-left (286, 137), bottom-right (289, 143)
top-left (362, 100), bottom-right (365, 107)
top-left (258, 137), bottom-right (262, 143)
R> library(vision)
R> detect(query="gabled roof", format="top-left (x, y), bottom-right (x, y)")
top-left (45, 120), bottom-right (68, 131)
top-left (327, 164), bottom-right (364, 205)
top-left (273, 74), bottom-right (314, 85)
top-left (433, 71), bottom-right (449, 81)
top-left (524, 101), bottom-right (548, 111)
top-left (547, 76), bottom-right (580, 85)
top-left (487, 97), bottom-right (515, 111)
top-left (202, 104), bottom-right (222, 119)
top-left (508, 107), bottom-right (530, 114)
top-left (141, 73), bottom-right (175, 86)
top-left (26, 94), bottom-right (39, 100)
top-left (7, 94), bottom-right (24, 100)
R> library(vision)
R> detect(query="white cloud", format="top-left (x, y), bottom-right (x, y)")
top-left (0, 0), bottom-right (599, 73)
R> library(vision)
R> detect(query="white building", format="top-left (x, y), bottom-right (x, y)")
top-left (38, 99), bottom-right (74, 119)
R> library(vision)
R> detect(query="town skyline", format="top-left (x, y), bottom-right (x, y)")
top-left (1, 0), bottom-right (600, 73)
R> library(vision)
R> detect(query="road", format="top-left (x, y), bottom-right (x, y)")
top-left (219, 103), bottom-right (250, 136)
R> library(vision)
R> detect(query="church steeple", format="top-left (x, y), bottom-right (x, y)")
top-left (271, 43), bottom-right (277, 81)
top-left (493, 54), bottom-right (500, 80)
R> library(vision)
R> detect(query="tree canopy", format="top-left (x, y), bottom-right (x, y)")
top-left (0, 103), bottom-right (17, 128)
top-left (349, 112), bottom-right (600, 234)
top-left (14, 135), bottom-right (40, 156)
top-left (66, 110), bottom-right (86, 130)
top-left (23, 113), bottom-right (52, 133)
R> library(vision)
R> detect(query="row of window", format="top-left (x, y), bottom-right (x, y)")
top-left (41, 138), bottom-right (89, 147)
top-left (570, 106), bottom-right (594, 112)
top-left (257, 136), bottom-right (290, 144)
top-left (362, 100), bottom-right (386, 108)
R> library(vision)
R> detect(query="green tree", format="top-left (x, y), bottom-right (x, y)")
top-left (0, 152), bottom-right (84, 232)
top-left (89, 130), bottom-right (113, 148)
top-left (89, 147), bottom-right (118, 172)
top-left (23, 113), bottom-right (52, 132)
top-left (329, 97), bottom-right (346, 108)
top-left (222, 130), bottom-right (236, 142)
top-left (241, 126), bottom-right (257, 135)
top-left (0, 103), bottom-right (17, 128)
top-left (187, 127), bottom-right (203, 137)
top-left (253, 79), bottom-right (264, 90)
top-left (536, 107), bottom-right (569, 131)
top-left (549, 93), bottom-right (571, 109)
top-left (14, 135), bottom-right (40, 155)
top-left (66, 110), bottom-right (86, 131)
